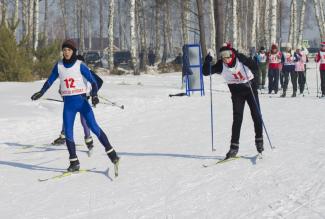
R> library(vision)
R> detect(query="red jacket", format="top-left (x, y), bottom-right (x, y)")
top-left (267, 51), bottom-right (282, 69)
top-left (315, 51), bottom-right (325, 71)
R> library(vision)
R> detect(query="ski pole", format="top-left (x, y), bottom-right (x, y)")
top-left (242, 67), bottom-right (275, 150)
top-left (99, 95), bottom-right (124, 110)
top-left (316, 62), bottom-right (319, 97)
top-left (304, 71), bottom-right (310, 95)
top-left (208, 61), bottom-right (216, 152)
top-left (44, 98), bottom-right (63, 102)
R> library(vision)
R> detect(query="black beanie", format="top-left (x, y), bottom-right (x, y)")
top-left (62, 39), bottom-right (77, 52)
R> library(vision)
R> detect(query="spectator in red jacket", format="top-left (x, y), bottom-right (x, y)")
top-left (315, 42), bottom-right (325, 97)
top-left (267, 44), bottom-right (282, 94)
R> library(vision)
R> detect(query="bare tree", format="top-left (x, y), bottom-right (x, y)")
top-left (233, 0), bottom-right (238, 48)
top-left (139, 0), bottom-right (147, 71)
top-left (288, 0), bottom-right (297, 47)
top-left (108, 0), bottom-right (114, 70)
top-left (297, 0), bottom-right (307, 47)
top-left (181, 0), bottom-right (189, 45)
top-left (270, 0), bottom-right (277, 44)
top-left (209, 0), bottom-right (216, 54)
top-left (251, 0), bottom-right (257, 50)
top-left (313, 0), bottom-right (324, 40)
top-left (214, 0), bottom-right (224, 54)
top-left (59, 0), bottom-right (68, 39)
top-left (99, 0), bottom-right (104, 50)
top-left (33, 0), bottom-right (39, 51)
top-left (43, 0), bottom-right (48, 46)
top-left (161, 0), bottom-right (168, 64)
top-left (130, 0), bottom-right (139, 75)
top-left (196, 0), bottom-right (207, 57)
top-left (79, 0), bottom-right (85, 53)
top-left (155, 0), bottom-right (161, 61)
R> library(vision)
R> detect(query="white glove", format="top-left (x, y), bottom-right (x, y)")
top-left (207, 48), bottom-right (216, 60)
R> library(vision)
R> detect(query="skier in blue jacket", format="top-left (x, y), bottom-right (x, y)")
top-left (31, 39), bottom-right (119, 172)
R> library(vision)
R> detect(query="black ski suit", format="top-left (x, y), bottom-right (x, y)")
top-left (202, 51), bottom-right (263, 148)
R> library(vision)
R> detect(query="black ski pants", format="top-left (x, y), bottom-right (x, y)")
top-left (297, 71), bottom-right (306, 94)
top-left (281, 70), bottom-right (292, 91)
top-left (268, 68), bottom-right (280, 94)
top-left (290, 71), bottom-right (298, 93)
top-left (320, 70), bottom-right (325, 95)
top-left (230, 89), bottom-right (263, 146)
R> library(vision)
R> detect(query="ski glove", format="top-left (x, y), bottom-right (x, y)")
top-left (91, 95), bottom-right (99, 106)
top-left (31, 91), bottom-right (43, 101)
top-left (205, 54), bottom-right (213, 63)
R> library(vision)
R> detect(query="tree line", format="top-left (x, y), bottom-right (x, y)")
top-left (0, 0), bottom-right (323, 80)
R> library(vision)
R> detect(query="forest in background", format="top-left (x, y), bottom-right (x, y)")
top-left (0, 0), bottom-right (324, 81)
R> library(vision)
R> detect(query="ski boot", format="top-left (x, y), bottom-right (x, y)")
top-left (67, 159), bottom-right (80, 172)
top-left (52, 134), bottom-right (66, 145)
top-left (225, 144), bottom-right (239, 160)
top-left (280, 90), bottom-right (286, 97)
top-left (255, 138), bottom-right (264, 154)
top-left (106, 148), bottom-right (120, 177)
top-left (84, 136), bottom-right (94, 157)
top-left (291, 92), bottom-right (296, 97)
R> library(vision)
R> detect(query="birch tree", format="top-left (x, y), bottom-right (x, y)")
top-left (313, 0), bottom-right (325, 40)
top-left (1, 0), bottom-right (8, 27)
top-left (214, 0), bottom-right (224, 55)
top-left (43, 0), bottom-right (48, 46)
top-left (59, 0), bottom-right (68, 39)
top-left (79, 0), bottom-right (85, 53)
top-left (181, 0), bottom-right (189, 45)
top-left (139, 0), bottom-right (147, 70)
top-left (250, 0), bottom-right (257, 50)
top-left (269, 0), bottom-right (277, 44)
top-left (33, 0), bottom-right (39, 51)
top-left (196, 0), bottom-right (207, 57)
top-left (108, 0), bottom-right (114, 70)
top-left (28, 0), bottom-right (34, 46)
top-left (13, 0), bottom-right (18, 35)
top-left (161, 0), bottom-right (168, 64)
top-left (22, 0), bottom-right (28, 37)
top-left (288, 0), bottom-right (297, 48)
top-left (297, 0), bottom-right (307, 47)
top-left (129, 0), bottom-right (139, 75)
top-left (155, 0), bottom-right (161, 61)
top-left (232, 0), bottom-right (238, 48)
top-left (209, 0), bottom-right (216, 54)
top-left (264, 0), bottom-right (270, 47)
top-left (99, 0), bottom-right (104, 50)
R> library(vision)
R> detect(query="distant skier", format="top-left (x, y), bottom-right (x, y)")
top-left (280, 44), bottom-right (295, 97)
top-left (31, 39), bottom-right (119, 173)
top-left (255, 46), bottom-right (267, 89)
top-left (315, 42), bottom-right (325, 97)
top-left (52, 55), bottom-right (104, 157)
top-left (294, 47), bottom-right (307, 95)
top-left (202, 43), bottom-right (263, 159)
top-left (267, 44), bottom-right (282, 94)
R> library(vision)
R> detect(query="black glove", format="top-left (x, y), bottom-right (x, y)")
top-left (91, 95), bottom-right (99, 106)
top-left (205, 54), bottom-right (213, 63)
top-left (31, 91), bottom-right (43, 101)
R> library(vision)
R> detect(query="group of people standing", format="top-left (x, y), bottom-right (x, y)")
top-left (254, 43), bottom-right (308, 97)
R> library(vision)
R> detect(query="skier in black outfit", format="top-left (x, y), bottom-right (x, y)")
top-left (202, 43), bottom-right (264, 159)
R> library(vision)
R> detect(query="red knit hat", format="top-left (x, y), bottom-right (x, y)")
top-left (320, 42), bottom-right (325, 46)
top-left (271, 44), bottom-right (278, 50)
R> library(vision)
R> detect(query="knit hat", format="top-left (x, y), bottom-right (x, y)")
top-left (219, 42), bottom-right (233, 58)
top-left (62, 39), bottom-right (77, 51)
top-left (320, 42), bottom-right (325, 46)
top-left (271, 44), bottom-right (278, 50)
top-left (260, 46), bottom-right (265, 51)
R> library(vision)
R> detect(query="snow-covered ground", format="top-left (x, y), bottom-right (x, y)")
top-left (1, 62), bottom-right (325, 219)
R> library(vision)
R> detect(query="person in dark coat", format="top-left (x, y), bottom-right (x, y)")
top-left (148, 50), bottom-right (156, 66)
top-left (202, 43), bottom-right (264, 159)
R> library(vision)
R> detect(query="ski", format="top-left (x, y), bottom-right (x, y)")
top-left (202, 156), bottom-right (241, 168)
top-left (38, 168), bottom-right (96, 182)
top-left (114, 158), bottom-right (120, 177)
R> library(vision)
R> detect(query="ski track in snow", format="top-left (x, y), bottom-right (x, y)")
top-left (1, 63), bottom-right (325, 218)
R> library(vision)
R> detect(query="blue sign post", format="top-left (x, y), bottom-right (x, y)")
top-left (183, 44), bottom-right (205, 96)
